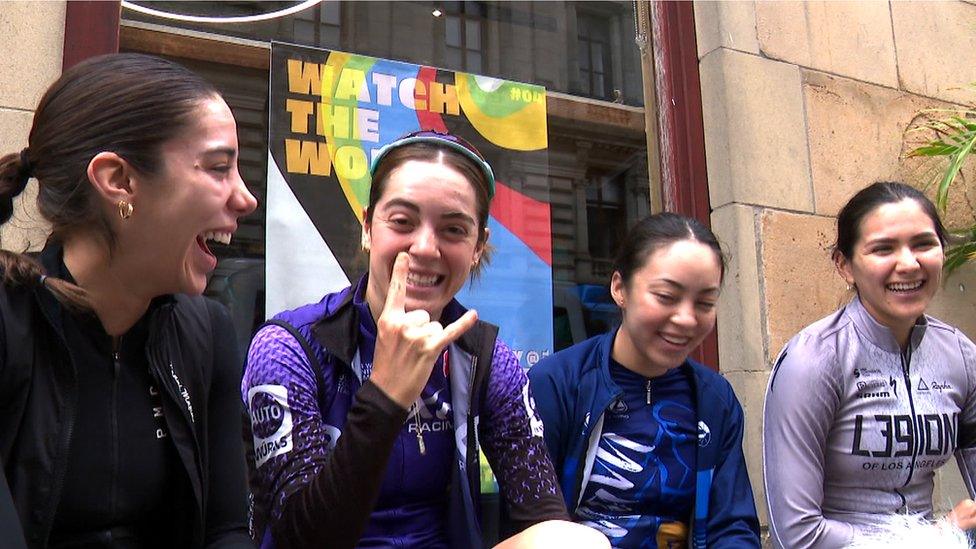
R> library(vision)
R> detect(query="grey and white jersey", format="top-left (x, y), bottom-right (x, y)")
top-left (763, 297), bottom-right (976, 549)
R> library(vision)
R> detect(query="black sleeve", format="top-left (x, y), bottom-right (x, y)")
top-left (271, 380), bottom-right (408, 549)
top-left (0, 455), bottom-right (26, 549)
top-left (203, 301), bottom-right (254, 548)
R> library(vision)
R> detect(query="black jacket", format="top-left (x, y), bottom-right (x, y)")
top-left (0, 245), bottom-right (252, 548)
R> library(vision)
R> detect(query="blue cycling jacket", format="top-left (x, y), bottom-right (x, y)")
top-left (528, 330), bottom-right (760, 548)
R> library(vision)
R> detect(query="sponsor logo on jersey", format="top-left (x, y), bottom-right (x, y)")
top-left (248, 384), bottom-right (295, 468)
top-left (851, 412), bottom-right (958, 458)
top-left (854, 367), bottom-right (883, 379)
top-left (698, 421), bottom-right (711, 447)
top-left (609, 398), bottom-right (629, 415)
top-left (521, 382), bottom-right (545, 438)
top-left (855, 377), bottom-right (898, 399)
top-left (931, 380), bottom-right (951, 392)
top-left (407, 388), bottom-right (454, 434)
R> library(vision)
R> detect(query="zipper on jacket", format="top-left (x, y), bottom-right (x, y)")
top-left (899, 344), bottom-right (920, 491)
top-left (110, 339), bottom-right (121, 522)
top-left (414, 412), bottom-right (426, 455)
top-left (646, 379), bottom-right (652, 405)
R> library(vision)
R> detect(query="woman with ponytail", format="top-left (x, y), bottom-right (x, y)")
top-left (0, 53), bottom-right (257, 548)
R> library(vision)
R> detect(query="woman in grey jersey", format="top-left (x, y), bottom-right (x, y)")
top-left (764, 181), bottom-right (976, 548)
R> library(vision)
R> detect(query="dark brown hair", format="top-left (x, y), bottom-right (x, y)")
top-left (366, 142), bottom-right (494, 273)
top-left (0, 53), bottom-right (219, 308)
top-left (833, 181), bottom-right (948, 262)
top-left (613, 212), bottom-right (726, 286)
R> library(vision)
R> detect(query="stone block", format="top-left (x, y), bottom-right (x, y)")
top-left (755, 1), bottom-right (897, 88)
top-left (933, 459), bottom-right (970, 517)
top-left (929, 265), bottom-right (976, 342)
top-left (700, 49), bottom-right (813, 211)
top-left (712, 204), bottom-right (765, 373)
top-left (760, 210), bottom-right (847, 359)
top-left (0, 107), bottom-right (32, 156)
top-left (892, 1), bottom-right (976, 106)
top-left (0, 108), bottom-right (48, 252)
top-left (723, 370), bottom-right (770, 528)
top-left (694, 0), bottom-right (760, 59)
top-left (802, 70), bottom-right (961, 217)
top-left (0, 179), bottom-right (51, 253)
top-left (0, 1), bottom-right (65, 111)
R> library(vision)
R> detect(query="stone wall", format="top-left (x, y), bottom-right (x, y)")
top-left (0, 2), bottom-right (64, 252)
top-left (696, 0), bottom-right (976, 533)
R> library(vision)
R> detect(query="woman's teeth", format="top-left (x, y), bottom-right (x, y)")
top-left (203, 231), bottom-right (232, 245)
top-left (406, 272), bottom-right (439, 287)
top-left (660, 333), bottom-right (690, 346)
top-left (887, 280), bottom-right (924, 292)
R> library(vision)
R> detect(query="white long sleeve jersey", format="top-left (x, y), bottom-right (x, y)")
top-left (763, 297), bottom-right (976, 549)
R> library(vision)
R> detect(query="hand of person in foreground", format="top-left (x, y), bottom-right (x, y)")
top-left (948, 498), bottom-right (976, 530)
top-left (370, 252), bottom-right (478, 409)
top-left (492, 521), bottom-right (610, 549)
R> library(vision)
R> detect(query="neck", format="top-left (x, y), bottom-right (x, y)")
top-left (610, 328), bottom-right (672, 379)
top-left (893, 323), bottom-right (913, 351)
top-left (62, 233), bottom-right (152, 337)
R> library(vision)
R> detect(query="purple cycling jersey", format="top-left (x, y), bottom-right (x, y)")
top-left (242, 277), bottom-right (566, 547)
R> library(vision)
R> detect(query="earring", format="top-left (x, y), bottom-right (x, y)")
top-left (117, 200), bottom-right (133, 220)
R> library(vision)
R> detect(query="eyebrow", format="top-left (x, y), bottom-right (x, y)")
top-left (202, 147), bottom-right (237, 158)
top-left (864, 232), bottom-right (939, 245)
top-left (654, 278), bottom-right (720, 294)
top-left (380, 198), bottom-right (477, 225)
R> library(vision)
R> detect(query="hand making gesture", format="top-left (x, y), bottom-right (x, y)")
top-left (369, 252), bottom-right (479, 409)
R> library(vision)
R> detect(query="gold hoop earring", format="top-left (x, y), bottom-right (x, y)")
top-left (118, 200), bottom-right (133, 220)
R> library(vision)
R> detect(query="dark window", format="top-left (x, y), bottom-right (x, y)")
top-left (293, 1), bottom-right (341, 48)
top-left (586, 175), bottom-right (626, 277)
top-left (577, 12), bottom-right (612, 100)
top-left (444, 1), bottom-right (486, 73)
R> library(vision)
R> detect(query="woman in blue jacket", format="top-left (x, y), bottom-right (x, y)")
top-left (529, 212), bottom-right (760, 548)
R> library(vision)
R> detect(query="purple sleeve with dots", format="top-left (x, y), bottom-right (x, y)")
top-left (242, 324), bottom-right (407, 548)
top-left (481, 339), bottom-right (569, 529)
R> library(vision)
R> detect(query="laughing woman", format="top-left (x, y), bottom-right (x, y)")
top-left (242, 131), bottom-right (606, 548)
top-left (764, 182), bottom-right (976, 548)
top-left (528, 213), bottom-right (761, 548)
top-left (0, 54), bottom-right (258, 548)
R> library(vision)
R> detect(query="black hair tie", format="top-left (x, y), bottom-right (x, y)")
top-left (16, 148), bottom-right (33, 185)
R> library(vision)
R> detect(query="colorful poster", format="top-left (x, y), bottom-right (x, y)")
top-left (266, 42), bottom-right (553, 370)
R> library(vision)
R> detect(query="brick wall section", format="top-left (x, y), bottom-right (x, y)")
top-left (0, 2), bottom-right (65, 252)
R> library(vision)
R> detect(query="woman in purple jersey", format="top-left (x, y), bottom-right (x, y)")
top-left (242, 131), bottom-right (607, 549)
top-left (764, 182), bottom-right (976, 548)
top-left (529, 213), bottom-right (760, 548)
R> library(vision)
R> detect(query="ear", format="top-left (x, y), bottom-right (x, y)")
top-left (86, 152), bottom-right (134, 205)
top-left (361, 207), bottom-right (371, 252)
top-left (472, 227), bottom-right (490, 266)
top-left (610, 271), bottom-right (626, 308)
top-left (834, 251), bottom-right (855, 288)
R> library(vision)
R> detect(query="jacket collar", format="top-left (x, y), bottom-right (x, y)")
top-left (846, 295), bottom-right (927, 354)
top-left (312, 273), bottom-right (485, 366)
top-left (597, 328), bottom-right (696, 390)
top-left (33, 240), bottom-right (177, 341)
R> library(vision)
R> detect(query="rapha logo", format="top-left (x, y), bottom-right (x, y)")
top-left (931, 380), bottom-right (951, 392)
